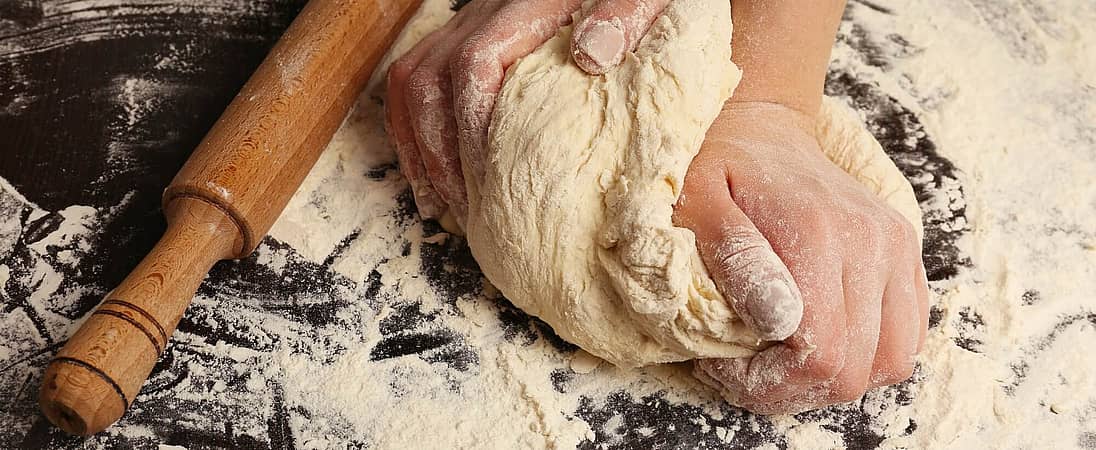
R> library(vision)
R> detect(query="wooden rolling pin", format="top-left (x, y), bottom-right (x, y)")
top-left (38, 0), bottom-right (422, 435)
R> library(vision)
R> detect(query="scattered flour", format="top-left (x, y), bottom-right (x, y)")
top-left (839, 1), bottom-right (1096, 448)
top-left (1, 0), bottom-right (1095, 448)
top-left (268, 0), bottom-right (1096, 447)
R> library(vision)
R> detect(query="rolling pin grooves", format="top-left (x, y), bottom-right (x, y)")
top-left (38, 0), bottom-right (424, 436)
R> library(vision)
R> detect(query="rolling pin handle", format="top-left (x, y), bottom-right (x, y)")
top-left (39, 197), bottom-right (240, 435)
top-left (38, 0), bottom-right (423, 435)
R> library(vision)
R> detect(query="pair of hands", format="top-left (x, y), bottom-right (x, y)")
top-left (384, 0), bottom-right (928, 414)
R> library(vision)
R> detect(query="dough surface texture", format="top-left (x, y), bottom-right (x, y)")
top-left (463, 0), bottom-right (922, 368)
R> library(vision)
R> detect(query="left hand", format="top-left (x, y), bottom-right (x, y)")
top-left (384, 0), bottom-right (671, 224)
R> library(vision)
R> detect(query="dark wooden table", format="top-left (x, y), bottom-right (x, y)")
top-left (0, 1), bottom-right (971, 448)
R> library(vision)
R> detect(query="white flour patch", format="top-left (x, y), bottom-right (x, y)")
top-left (153, 42), bottom-right (199, 73)
top-left (101, 76), bottom-right (178, 176)
top-left (1, 0), bottom-right (1094, 448)
top-left (836, 1), bottom-right (1096, 448)
top-left (117, 77), bottom-right (162, 128)
top-left (0, 1), bottom-right (272, 58)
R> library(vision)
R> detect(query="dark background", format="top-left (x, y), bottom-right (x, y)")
top-left (0, 0), bottom-right (972, 448)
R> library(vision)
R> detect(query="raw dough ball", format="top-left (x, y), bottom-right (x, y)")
top-left (462, 0), bottom-right (922, 368)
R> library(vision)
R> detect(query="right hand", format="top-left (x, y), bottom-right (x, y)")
top-left (675, 102), bottom-right (929, 415)
top-left (385, 0), bottom-right (671, 224)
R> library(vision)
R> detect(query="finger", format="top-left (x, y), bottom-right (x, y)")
top-left (450, 0), bottom-right (583, 223)
top-left (406, 46), bottom-right (466, 220)
top-left (735, 381), bottom-right (835, 415)
top-left (868, 270), bottom-right (920, 388)
top-left (386, 0), bottom-right (498, 219)
top-left (799, 242), bottom-right (887, 405)
top-left (571, 0), bottom-right (672, 74)
top-left (387, 27), bottom-right (452, 218)
top-left (403, 1), bottom-right (507, 221)
top-left (674, 159), bottom-right (803, 341)
top-left (694, 257), bottom-right (848, 404)
top-left (737, 372), bottom-right (871, 415)
top-left (732, 267), bottom-right (884, 412)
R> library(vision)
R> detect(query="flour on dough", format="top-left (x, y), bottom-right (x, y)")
top-left (463, 0), bottom-right (922, 368)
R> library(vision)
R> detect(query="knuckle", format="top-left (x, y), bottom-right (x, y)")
top-left (877, 208), bottom-right (917, 248)
top-left (800, 346), bottom-right (846, 382)
top-left (800, 172), bottom-right (837, 198)
top-left (847, 213), bottom-right (880, 249)
top-left (826, 364), bottom-right (874, 403)
top-left (452, 40), bottom-right (478, 66)
top-left (870, 218), bottom-right (896, 257)
top-left (892, 360), bottom-right (916, 382)
top-left (886, 212), bottom-right (917, 245)
top-left (712, 228), bottom-right (769, 269)
top-left (834, 383), bottom-right (867, 403)
top-left (901, 221), bottom-right (922, 256)
top-left (387, 57), bottom-right (417, 84)
top-left (880, 354), bottom-right (916, 385)
top-left (690, 147), bottom-right (727, 171)
top-left (846, 204), bottom-right (913, 262)
top-left (794, 202), bottom-right (836, 236)
top-left (604, 0), bottom-right (662, 23)
top-left (827, 372), bottom-right (870, 403)
top-left (406, 67), bottom-right (434, 96)
top-left (451, 39), bottom-right (490, 73)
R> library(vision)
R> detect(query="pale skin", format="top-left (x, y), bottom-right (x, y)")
top-left (385, 0), bottom-right (930, 414)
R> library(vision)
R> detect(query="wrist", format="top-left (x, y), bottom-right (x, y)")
top-left (717, 100), bottom-right (817, 137)
top-left (728, 0), bottom-right (846, 117)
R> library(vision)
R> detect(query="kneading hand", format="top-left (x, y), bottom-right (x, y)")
top-left (385, 0), bottom-right (672, 223)
top-left (675, 103), bottom-right (930, 414)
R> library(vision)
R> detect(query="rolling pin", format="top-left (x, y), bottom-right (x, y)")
top-left (38, 0), bottom-right (422, 435)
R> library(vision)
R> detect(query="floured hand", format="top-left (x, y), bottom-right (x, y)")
top-left (385, 0), bottom-right (671, 225)
top-left (678, 102), bottom-right (930, 415)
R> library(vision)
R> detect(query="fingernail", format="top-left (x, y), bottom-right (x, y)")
top-left (747, 280), bottom-right (804, 341)
top-left (410, 180), bottom-right (442, 219)
top-left (575, 21), bottom-right (625, 74)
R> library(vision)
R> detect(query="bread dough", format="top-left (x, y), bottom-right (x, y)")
top-left (462, 0), bottom-right (922, 368)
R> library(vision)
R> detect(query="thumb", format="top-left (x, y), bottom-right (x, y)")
top-left (570, 0), bottom-right (671, 75)
top-left (674, 172), bottom-right (804, 341)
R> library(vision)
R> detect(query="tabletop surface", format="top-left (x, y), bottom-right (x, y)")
top-left (2, 0), bottom-right (1093, 449)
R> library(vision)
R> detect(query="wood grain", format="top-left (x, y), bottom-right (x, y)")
top-left (38, 0), bottom-right (422, 435)
top-left (165, 0), bottom-right (421, 256)
top-left (40, 197), bottom-right (237, 435)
